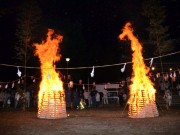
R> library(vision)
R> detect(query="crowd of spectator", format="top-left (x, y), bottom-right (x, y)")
top-left (1, 74), bottom-right (179, 111)
top-left (0, 84), bottom-right (38, 110)
top-left (65, 79), bottom-right (128, 109)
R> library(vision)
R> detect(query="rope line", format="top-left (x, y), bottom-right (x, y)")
top-left (0, 50), bottom-right (180, 70)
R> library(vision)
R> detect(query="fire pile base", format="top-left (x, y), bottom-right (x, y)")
top-left (128, 101), bottom-right (159, 118)
top-left (128, 90), bottom-right (159, 118)
top-left (38, 91), bottom-right (67, 119)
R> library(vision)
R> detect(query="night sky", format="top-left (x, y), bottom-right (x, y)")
top-left (0, 0), bottom-right (180, 84)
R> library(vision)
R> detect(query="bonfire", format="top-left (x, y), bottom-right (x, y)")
top-left (34, 29), bottom-right (67, 119)
top-left (119, 22), bottom-right (159, 118)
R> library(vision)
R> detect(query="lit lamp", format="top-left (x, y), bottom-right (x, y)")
top-left (66, 58), bottom-right (70, 62)
top-left (151, 66), bottom-right (155, 71)
top-left (65, 58), bottom-right (70, 89)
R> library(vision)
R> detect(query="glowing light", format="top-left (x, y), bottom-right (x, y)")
top-left (119, 22), bottom-right (159, 118)
top-left (34, 29), bottom-right (67, 119)
top-left (65, 58), bottom-right (70, 62)
top-left (151, 67), bottom-right (155, 71)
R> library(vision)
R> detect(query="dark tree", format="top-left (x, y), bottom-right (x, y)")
top-left (142, 0), bottom-right (174, 56)
top-left (14, 0), bottom-right (43, 110)
top-left (15, 0), bottom-right (43, 65)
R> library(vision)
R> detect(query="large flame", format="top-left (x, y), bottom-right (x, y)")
top-left (34, 29), bottom-right (67, 119)
top-left (119, 22), bottom-right (159, 118)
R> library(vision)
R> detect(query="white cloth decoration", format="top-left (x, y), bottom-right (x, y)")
top-left (156, 73), bottom-right (159, 78)
top-left (5, 84), bottom-right (8, 89)
top-left (149, 58), bottom-right (153, 67)
top-left (173, 72), bottom-right (176, 77)
top-left (121, 63), bottom-right (126, 73)
top-left (17, 67), bottom-right (22, 77)
top-left (170, 73), bottom-right (172, 78)
top-left (12, 82), bottom-right (14, 88)
top-left (90, 66), bottom-right (94, 77)
top-left (33, 78), bottom-right (36, 83)
top-left (83, 84), bottom-right (85, 90)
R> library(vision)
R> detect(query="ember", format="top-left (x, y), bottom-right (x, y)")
top-left (119, 22), bottom-right (159, 118)
top-left (34, 29), bottom-right (67, 119)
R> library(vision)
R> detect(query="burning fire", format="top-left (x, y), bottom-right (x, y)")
top-left (34, 29), bottom-right (67, 119)
top-left (119, 22), bottom-right (159, 118)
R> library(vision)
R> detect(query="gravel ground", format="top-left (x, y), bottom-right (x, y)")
top-left (0, 105), bottom-right (180, 135)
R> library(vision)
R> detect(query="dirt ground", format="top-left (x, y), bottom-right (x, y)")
top-left (0, 105), bottom-right (180, 135)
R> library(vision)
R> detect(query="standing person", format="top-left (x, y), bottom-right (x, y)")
top-left (69, 81), bottom-right (74, 109)
top-left (164, 80), bottom-right (170, 91)
top-left (164, 90), bottom-right (172, 110)
top-left (95, 92), bottom-right (100, 107)
top-left (123, 92), bottom-right (127, 102)
top-left (76, 79), bottom-right (84, 109)
top-left (10, 92), bottom-right (15, 108)
top-left (77, 79), bottom-right (84, 100)
top-left (33, 92), bottom-right (38, 108)
top-left (25, 90), bottom-right (30, 108)
top-left (160, 80), bottom-right (165, 96)
top-left (83, 89), bottom-right (90, 108)
top-left (118, 90), bottom-right (124, 107)
top-left (65, 85), bottom-right (71, 108)
top-left (6, 92), bottom-right (11, 108)
top-left (88, 89), bottom-right (92, 107)
top-left (73, 89), bottom-right (80, 109)
top-left (0, 90), bottom-right (4, 108)
top-left (102, 88), bottom-right (108, 105)
top-left (14, 91), bottom-right (21, 109)
top-left (90, 88), bottom-right (96, 107)
top-left (7, 96), bottom-right (11, 108)
top-left (3, 91), bottom-right (8, 108)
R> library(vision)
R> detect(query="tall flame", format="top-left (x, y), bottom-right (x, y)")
top-left (34, 29), bottom-right (67, 119)
top-left (119, 22), bottom-right (159, 118)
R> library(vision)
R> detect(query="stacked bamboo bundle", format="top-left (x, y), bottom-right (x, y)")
top-left (128, 90), bottom-right (159, 118)
top-left (38, 91), bottom-right (67, 119)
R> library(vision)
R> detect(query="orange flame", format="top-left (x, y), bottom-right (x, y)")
top-left (119, 22), bottom-right (159, 118)
top-left (34, 29), bottom-right (67, 119)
